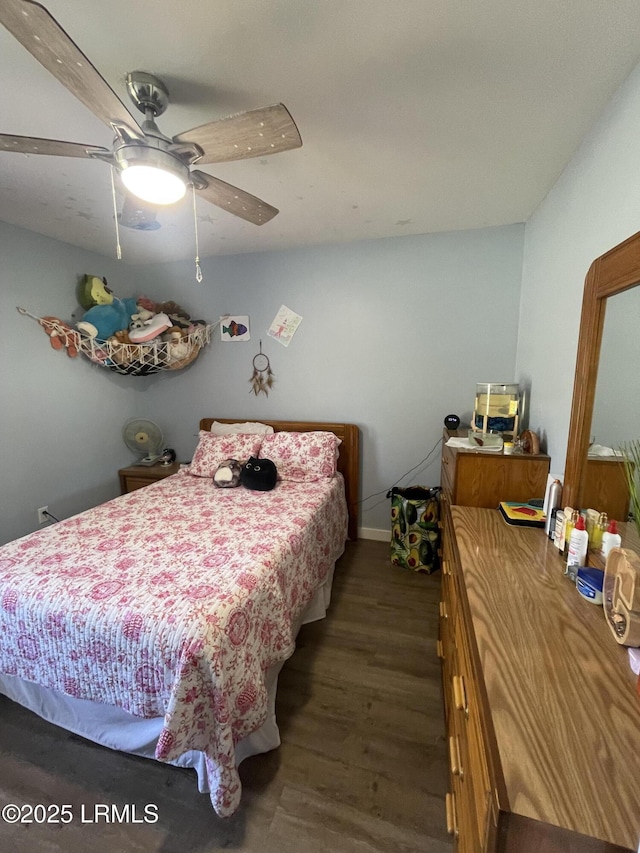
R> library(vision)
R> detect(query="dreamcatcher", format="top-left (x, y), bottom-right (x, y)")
top-left (249, 341), bottom-right (275, 396)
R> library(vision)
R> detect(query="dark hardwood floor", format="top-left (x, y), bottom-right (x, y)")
top-left (0, 539), bottom-right (452, 852)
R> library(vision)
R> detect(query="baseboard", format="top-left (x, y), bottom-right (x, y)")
top-left (358, 527), bottom-right (390, 542)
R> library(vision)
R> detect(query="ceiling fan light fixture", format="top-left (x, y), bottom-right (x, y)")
top-left (121, 164), bottom-right (186, 205)
top-left (116, 146), bottom-right (189, 205)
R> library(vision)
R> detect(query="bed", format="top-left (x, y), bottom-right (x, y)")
top-left (0, 418), bottom-right (360, 816)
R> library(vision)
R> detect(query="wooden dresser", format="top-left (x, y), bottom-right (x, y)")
top-left (441, 429), bottom-right (550, 508)
top-left (583, 457), bottom-right (631, 522)
top-left (439, 504), bottom-right (640, 852)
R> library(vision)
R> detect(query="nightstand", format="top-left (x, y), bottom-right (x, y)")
top-left (118, 461), bottom-right (181, 494)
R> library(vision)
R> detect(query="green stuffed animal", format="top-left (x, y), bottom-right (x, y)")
top-left (78, 275), bottom-right (113, 310)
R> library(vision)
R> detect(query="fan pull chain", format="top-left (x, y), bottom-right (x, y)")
top-left (192, 185), bottom-right (203, 283)
top-left (110, 167), bottom-right (122, 260)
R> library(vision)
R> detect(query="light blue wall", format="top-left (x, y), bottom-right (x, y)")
top-left (1, 222), bottom-right (524, 542)
top-left (0, 223), bottom-right (141, 545)
top-left (132, 226), bottom-right (525, 532)
top-left (516, 62), bottom-right (640, 477)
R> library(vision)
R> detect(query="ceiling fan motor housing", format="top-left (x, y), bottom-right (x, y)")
top-left (126, 71), bottom-right (170, 118)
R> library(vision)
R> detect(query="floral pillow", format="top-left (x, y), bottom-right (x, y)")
top-left (188, 431), bottom-right (263, 478)
top-left (259, 431), bottom-right (339, 481)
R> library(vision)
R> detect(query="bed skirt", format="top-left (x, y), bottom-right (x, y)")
top-left (0, 564), bottom-right (335, 794)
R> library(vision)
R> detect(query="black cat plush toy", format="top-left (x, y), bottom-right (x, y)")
top-left (240, 457), bottom-right (278, 491)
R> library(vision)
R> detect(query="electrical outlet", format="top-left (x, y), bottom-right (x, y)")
top-left (37, 506), bottom-right (49, 524)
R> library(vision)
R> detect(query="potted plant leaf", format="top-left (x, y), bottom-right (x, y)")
top-left (621, 440), bottom-right (640, 540)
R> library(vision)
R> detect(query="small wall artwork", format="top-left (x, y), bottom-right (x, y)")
top-left (267, 305), bottom-right (303, 347)
top-left (220, 315), bottom-right (250, 342)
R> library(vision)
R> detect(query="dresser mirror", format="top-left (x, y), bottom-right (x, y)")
top-left (590, 287), bottom-right (640, 446)
top-left (563, 230), bottom-right (640, 515)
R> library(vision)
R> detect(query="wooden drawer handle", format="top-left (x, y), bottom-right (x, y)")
top-left (453, 675), bottom-right (468, 716)
top-left (449, 735), bottom-right (463, 778)
top-left (442, 560), bottom-right (450, 576)
top-left (439, 601), bottom-right (448, 619)
top-left (437, 640), bottom-right (444, 659)
top-left (445, 792), bottom-right (458, 838)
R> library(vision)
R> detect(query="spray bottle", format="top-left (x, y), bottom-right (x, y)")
top-left (544, 479), bottom-right (563, 537)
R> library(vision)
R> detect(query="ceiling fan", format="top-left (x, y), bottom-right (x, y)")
top-left (0, 0), bottom-right (302, 225)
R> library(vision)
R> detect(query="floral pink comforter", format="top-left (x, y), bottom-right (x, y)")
top-left (0, 470), bottom-right (347, 815)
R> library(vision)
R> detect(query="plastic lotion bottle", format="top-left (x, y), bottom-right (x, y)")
top-left (591, 512), bottom-right (607, 552)
top-left (567, 515), bottom-right (589, 569)
top-left (564, 509), bottom-right (579, 556)
top-left (601, 519), bottom-right (622, 560)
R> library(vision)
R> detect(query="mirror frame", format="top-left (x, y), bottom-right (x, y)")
top-left (563, 229), bottom-right (640, 509)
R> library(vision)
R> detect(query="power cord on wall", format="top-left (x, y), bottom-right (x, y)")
top-left (359, 435), bottom-right (443, 512)
top-left (42, 510), bottom-right (60, 523)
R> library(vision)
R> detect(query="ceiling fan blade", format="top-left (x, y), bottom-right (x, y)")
top-left (192, 171), bottom-right (278, 225)
top-left (0, 0), bottom-right (141, 132)
top-left (174, 104), bottom-right (302, 164)
top-left (0, 133), bottom-right (108, 158)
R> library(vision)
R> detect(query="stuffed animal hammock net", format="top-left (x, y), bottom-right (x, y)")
top-left (18, 307), bottom-right (214, 376)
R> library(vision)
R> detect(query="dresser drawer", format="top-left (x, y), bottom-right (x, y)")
top-left (439, 588), bottom-right (455, 721)
top-left (122, 476), bottom-right (151, 492)
top-left (449, 711), bottom-right (481, 853)
top-left (454, 608), bottom-right (493, 842)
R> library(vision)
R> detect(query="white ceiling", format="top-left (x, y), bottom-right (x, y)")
top-left (2, 0), bottom-right (640, 264)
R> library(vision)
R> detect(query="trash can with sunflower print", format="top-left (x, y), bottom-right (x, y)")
top-left (390, 486), bottom-right (440, 573)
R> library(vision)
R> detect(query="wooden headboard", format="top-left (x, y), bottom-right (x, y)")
top-left (199, 418), bottom-right (360, 541)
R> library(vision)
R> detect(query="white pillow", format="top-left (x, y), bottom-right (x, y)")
top-left (209, 421), bottom-right (274, 436)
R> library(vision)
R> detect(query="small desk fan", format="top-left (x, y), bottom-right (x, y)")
top-left (123, 418), bottom-right (164, 466)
